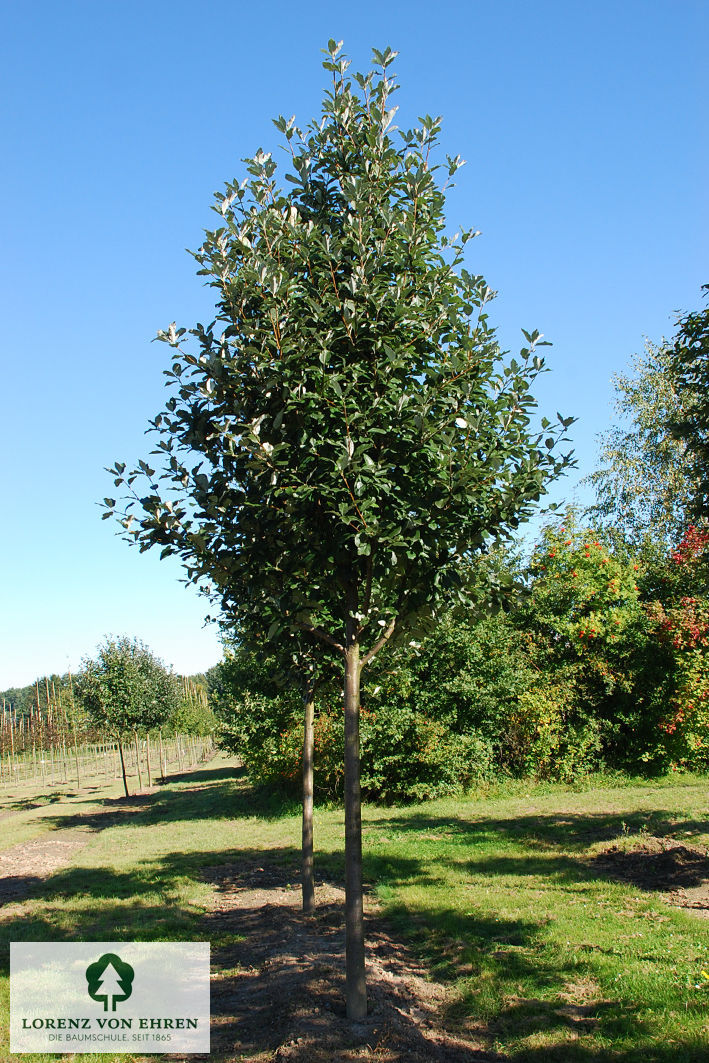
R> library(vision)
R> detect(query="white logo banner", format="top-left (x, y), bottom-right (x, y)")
top-left (10, 941), bottom-right (210, 1053)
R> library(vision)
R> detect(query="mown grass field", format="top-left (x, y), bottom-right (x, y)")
top-left (1, 756), bottom-right (709, 1061)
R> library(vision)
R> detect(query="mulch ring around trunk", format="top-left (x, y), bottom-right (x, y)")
top-left (591, 835), bottom-right (709, 916)
top-left (197, 858), bottom-right (500, 1063)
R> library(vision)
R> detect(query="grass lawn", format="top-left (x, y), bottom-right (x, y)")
top-left (1, 757), bottom-right (709, 1060)
top-left (361, 776), bottom-right (709, 1060)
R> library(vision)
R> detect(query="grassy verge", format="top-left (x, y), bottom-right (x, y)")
top-left (1, 758), bottom-right (709, 1060)
top-left (0, 757), bottom-right (301, 1063)
top-left (359, 775), bottom-right (709, 1061)
top-left (0, 781), bottom-right (128, 853)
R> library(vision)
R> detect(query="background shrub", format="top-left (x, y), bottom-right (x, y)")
top-left (211, 520), bottom-right (709, 799)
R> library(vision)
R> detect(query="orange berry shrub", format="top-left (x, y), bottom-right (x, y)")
top-left (647, 525), bottom-right (709, 766)
top-left (526, 523), bottom-right (641, 649)
top-left (519, 519), bottom-right (672, 772)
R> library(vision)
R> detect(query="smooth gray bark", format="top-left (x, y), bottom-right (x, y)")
top-left (344, 627), bottom-right (366, 1020)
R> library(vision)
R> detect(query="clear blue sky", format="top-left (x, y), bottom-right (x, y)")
top-left (1, 0), bottom-right (706, 688)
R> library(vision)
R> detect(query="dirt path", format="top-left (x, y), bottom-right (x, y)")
top-left (0, 831), bottom-right (90, 902)
top-left (0, 792), bottom-right (157, 906)
top-left (200, 859), bottom-right (498, 1063)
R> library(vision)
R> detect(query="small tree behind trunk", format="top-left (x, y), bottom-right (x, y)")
top-left (117, 735), bottom-right (130, 798)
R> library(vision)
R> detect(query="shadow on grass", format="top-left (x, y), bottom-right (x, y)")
top-left (372, 806), bottom-right (709, 854)
top-left (0, 845), bottom-right (498, 1061)
top-left (36, 762), bottom-right (709, 856)
top-left (2, 762), bottom-right (709, 1059)
top-left (0, 841), bottom-right (699, 1061)
top-left (35, 762), bottom-right (300, 837)
top-left (4, 790), bottom-right (77, 812)
top-left (2, 838), bottom-right (704, 1062)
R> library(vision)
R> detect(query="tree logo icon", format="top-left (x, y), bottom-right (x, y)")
top-left (85, 953), bottom-right (135, 1011)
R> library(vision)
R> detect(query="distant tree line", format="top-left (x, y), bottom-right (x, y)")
top-left (1, 645), bottom-right (216, 753)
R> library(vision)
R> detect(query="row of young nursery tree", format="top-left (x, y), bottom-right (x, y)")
top-left (1, 640), bottom-right (216, 796)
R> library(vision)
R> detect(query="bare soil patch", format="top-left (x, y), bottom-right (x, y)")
top-left (199, 858), bottom-right (500, 1063)
top-left (0, 791), bottom-right (157, 906)
top-left (592, 835), bottom-right (709, 916)
top-left (0, 831), bottom-right (89, 904)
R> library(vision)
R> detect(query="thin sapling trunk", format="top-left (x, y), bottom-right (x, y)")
top-left (146, 732), bottom-right (152, 788)
top-left (302, 683), bottom-right (316, 914)
top-left (159, 728), bottom-right (166, 781)
top-left (117, 736), bottom-right (130, 798)
top-left (343, 626), bottom-right (366, 1020)
top-left (134, 729), bottom-right (143, 790)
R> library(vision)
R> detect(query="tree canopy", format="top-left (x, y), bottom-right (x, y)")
top-left (586, 340), bottom-right (694, 545)
top-left (107, 42), bottom-right (573, 656)
top-left (667, 285), bottom-right (709, 519)
top-left (106, 41), bottom-right (574, 1018)
top-left (76, 636), bottom-right (178, 737)
top-left (587, 287), bottom-right (709, 543)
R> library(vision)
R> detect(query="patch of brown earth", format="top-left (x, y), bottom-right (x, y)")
top-left (555, 977), bottom-right (610, 1027)
top-left (195, 858), bottom-right (500, 1063)
top-left (0, 792), bottom-right (157, 906)
top-left (0, 831), bottom-right (89, 903)
top-left (592, 835), bottom-right (709, 917)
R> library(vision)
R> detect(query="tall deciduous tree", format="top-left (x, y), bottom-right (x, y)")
top-left (667, 286), bottom-right (709, 519)
top-left (586, 288), bottom-right (709, 544)
top-left (76, 637), bottom-right (178, 796)
top-left (586, 339), bottom-right (696, 545)
top-left (106, 42), bottom-right (573, 1018)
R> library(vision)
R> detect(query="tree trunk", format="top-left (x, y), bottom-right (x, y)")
top-left (302, 685), bottom-right (316, 914)
top-left (71, 722), bottom-right (81, 790)
top-left (118, 736), bottom-right (130, 798)
top-left (146, 732), bottom-right (152, 788)
top-left (134, 730), bottom-right (143, 790)
top-left (344, 630), bottom-right (366, 1020)
top-left (159, 729), bottom-right (166, 781)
